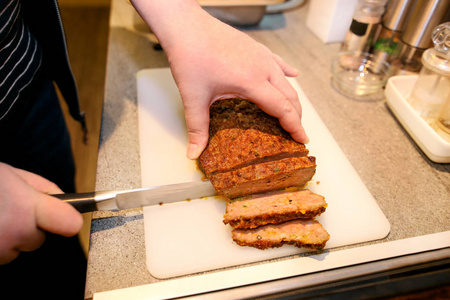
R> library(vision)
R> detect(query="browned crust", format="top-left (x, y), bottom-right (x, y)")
top-left (209, 156), bottom-right (316, 199)
top-left (231, 219), bottom-right (330, 250)
top-left (198, 98), bottom-right (308, 176)
top-left (208, 98), bottom-right (287, 136)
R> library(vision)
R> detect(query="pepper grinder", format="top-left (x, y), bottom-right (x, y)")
top-left (408, 22), bottom-right (450, 126)
top-left (371, 0), bottom-right (414, 66)
top-left (391, 0), bottom-right (450, 75)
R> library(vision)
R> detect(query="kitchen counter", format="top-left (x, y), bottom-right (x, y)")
top-left (85, 0), bottom-right (450, 298)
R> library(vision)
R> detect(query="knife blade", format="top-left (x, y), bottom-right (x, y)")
top-left (53, 180), bottom-right (217, 213)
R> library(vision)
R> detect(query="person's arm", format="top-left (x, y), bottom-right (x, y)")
top-left (0, 163), bottom-right (83, 264)
top-left (130, 0), bottom-right (309, 159)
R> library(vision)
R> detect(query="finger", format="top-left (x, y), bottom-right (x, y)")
top-left (181, 93), bottom-right (211, 160)
top-left (12, 167), bottom-right (63, 194)
top-left (246, 81), bottom-right (309, 144)
top-left (0, 228), bottom-right (46, 264)
top-left (272, 54), bottom-right (299, 77)
top-left (277, 100), bottom-right (309, 144)
top-left (35, 194), bottom-right (83, 237)
top-left (0, 249), bottom-right (19, 265)
top-left (15, 228), bottom-right (46, 252)
top-left (268, 69), bottom-right (303, 117)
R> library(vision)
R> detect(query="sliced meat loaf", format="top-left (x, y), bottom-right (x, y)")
top-left (232, 219), bottom-right (330, 250)
top-left (224, 189), bottom-right (327, 229)
top-left (209, 156), bottom-right (316, 199)
top-left (198, 98), bottom-right (308, 176)
top-left (199, 128), bottom-right (309, 176)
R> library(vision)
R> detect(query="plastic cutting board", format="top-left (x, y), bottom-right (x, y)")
top-left (137, 68), bottom-right (390, 279)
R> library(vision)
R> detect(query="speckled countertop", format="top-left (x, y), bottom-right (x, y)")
top-left (84, 0), bottom-right (450, 298)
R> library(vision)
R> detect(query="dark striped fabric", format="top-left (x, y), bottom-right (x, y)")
top-left (0, 0), bottom-right (42, 120)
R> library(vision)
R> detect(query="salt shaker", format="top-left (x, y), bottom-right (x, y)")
top-left (437, 96), bottom-right (450, 137)
top-left (341, 0), bottom-right (388, 53)
top-left (408, 22), bottom-right (450, 125)
top-left (435, 23), bottom-right (450, 136)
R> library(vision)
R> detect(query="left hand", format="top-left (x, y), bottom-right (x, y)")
top-left (131, 0), bottom-right (309, 159)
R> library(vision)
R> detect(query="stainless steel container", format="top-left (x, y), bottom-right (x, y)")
top-left (200, 0), bottom-right (304, 26)
top-left (393, 0), bottom-right (450, 74)
top-left (401, 0), bottom-right (450, 49)
top-left (382, 0), bottom-right (415, 32)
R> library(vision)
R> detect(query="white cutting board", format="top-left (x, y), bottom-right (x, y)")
top-left (137, 68), bottom-right (390, 279)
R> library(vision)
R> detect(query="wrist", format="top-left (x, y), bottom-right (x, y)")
top-left (130, 0), bottom-right (207, 45)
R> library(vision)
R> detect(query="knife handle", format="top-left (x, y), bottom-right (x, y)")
top-left (53, 192), bottom-right (98, 213)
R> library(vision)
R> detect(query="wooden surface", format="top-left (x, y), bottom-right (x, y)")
top-left (59, 0), bottom-right (111, 6)
top-left (58, 4), bottom-right (110, 254)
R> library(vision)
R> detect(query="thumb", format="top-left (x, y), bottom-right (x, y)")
top-left (35, 194), bottom-right (83, 237)
top-left (182, 94), bottom-right (211, 160)
top-left (11, 166), bottom-right (83, 236)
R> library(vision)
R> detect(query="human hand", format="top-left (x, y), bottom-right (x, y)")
top-left (0, 163), bottom-right (83, 264)
top-left (168, 12), bottom-right (310, 160)
top-left (131, 0), bottom-right (309, 160)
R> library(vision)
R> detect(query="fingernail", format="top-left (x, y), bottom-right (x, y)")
top-left (186, 143), bottom-right (199, 160)
top-left (304, 133), bottom-right (310, 144)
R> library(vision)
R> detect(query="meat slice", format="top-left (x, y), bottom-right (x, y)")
top-left (232, 219), bottom-right (330, 250)
top-left (209, 156), bottom-right (316, 199)
top-left (198, 98), bottom-right (308, 176)
top-left (224, 189), bottom-right (327, 229)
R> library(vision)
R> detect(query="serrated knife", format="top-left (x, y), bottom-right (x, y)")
top-left (53, 180), bottom-right (217, 213)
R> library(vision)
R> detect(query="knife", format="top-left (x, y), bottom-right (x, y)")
top-left (53, 180), bottom-right (217, 213)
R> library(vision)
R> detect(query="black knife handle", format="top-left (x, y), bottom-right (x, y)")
top-left (53, 192), bottom-right (98, 213)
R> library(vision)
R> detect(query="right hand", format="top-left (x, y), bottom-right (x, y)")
top-left (0, 163), bottom-right (83, 264)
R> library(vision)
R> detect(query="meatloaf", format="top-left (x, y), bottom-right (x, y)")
top-left (198, 98), bottom-right (309, 176)
top-left (198, 98), bottom-right (316, 199)
top-left (232, 219), bottom-right (330, 250)
top-left (197, 98), bottom-right (328, 251)
top-left (209, 156), bottom-right (316, 199)
top-left (224, 189), bottom-right (327, 229)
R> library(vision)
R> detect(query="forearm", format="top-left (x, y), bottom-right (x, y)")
top-left (130, 0), bottom-right (209, 51)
